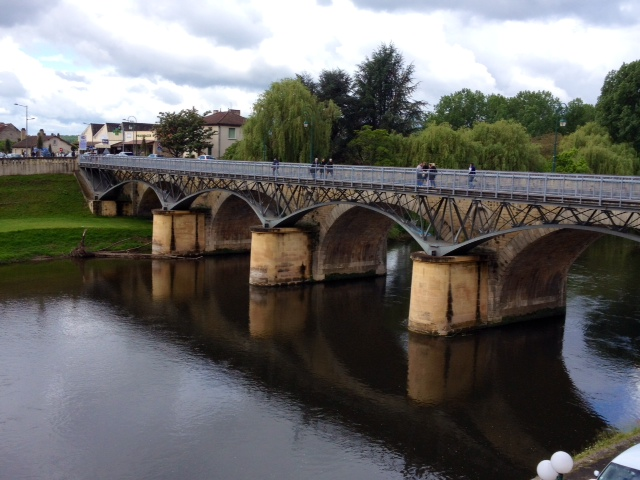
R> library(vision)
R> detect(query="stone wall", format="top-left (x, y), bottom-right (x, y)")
top-left (0, 158), bottom-right (78, 176)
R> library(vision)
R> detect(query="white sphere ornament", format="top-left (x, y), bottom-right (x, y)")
top-left (537, 459), bottom-right (559, 480)
top-left (550, 451), bottom-right (573, 474)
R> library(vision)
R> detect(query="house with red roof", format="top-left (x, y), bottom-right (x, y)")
top-left (203, 109), bottom-right (246, 158)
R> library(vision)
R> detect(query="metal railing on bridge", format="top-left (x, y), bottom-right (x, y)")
top-left (80, 155), bottom-right (640, 210)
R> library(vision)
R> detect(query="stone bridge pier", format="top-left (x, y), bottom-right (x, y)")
top-left (149, 207), bottom-right (602, 336)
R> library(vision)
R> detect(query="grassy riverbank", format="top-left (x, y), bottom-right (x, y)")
top-left (0, 175), bottom-right (152, 263)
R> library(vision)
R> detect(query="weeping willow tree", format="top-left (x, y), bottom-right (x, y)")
top-left (560, 122), bottom-right (639, 175)
top-left (405, 122), bottom-right (477, 169)
top-left (464, 120), bottom-right (544, 171)
top-left (232, 78), bottom-right (341, 163)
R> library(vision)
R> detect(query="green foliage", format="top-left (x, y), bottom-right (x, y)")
top-left (37, 134), bottom-right (43, 150)
top-left (464, 120), bottom-right (544, 171)
top-left (3, 138), bottom-right (11, 153)
top-left (505, 90), bottom-right (560, 137)
top-left (428, 89), bottom-right (488, 129)
top-left (234, 78), bottom-right (341, 163)
top-left (154, 107), bottom-right (213, 158)
top-left (352, 43), bottom-right (426, 135)
top-left (317, 68), bottom-right (356, 161)
top-left (560, 122), bottom-right (639, 175)
top-left (406, 123), bottom-right (477, 169)
top-left (596, 60), bottom-right (640, 153)
top-left (430, 89), bottom-right (592, 138)
top-left (220, 141), bottom-right (240, 160)
top-left (347, 126), bottom-right (405, 166)
top-left (553, 148), bottom-right (591, 174)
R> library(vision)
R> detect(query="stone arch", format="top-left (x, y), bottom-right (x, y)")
top-left (304, 204), bottom-right (396, 281)
top-left (194, 190), bottom-right (261, 253)
top-left (483, 228), bottom-right (603, 322)
top-left (137, 184), bottom-right (162, 217)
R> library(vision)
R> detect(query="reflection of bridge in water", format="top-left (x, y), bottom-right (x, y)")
top-left (77, 256), bottom-right (606, 479)
top-left (78, 156), bottom-right (640, 335)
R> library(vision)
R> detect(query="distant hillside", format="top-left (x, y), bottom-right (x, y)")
top-left (60, 135), bottom-right (78, 145)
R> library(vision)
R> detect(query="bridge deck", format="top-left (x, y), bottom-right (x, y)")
top-left (80, 155), bottom-right (640, 211)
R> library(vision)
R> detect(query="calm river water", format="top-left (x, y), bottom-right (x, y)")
top-left (1, 237), bottom-right (639, 480)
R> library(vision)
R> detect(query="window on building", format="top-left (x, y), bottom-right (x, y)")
top-left (228, 128), bottom-right (236, 140)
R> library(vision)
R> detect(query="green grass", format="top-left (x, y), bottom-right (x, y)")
top-left (0, 175), bottom-right (152, 263)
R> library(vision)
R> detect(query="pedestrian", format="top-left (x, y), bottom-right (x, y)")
top-left (468, 162), bottom-right (476, 187)
top-left (272, 157), bottom-right (280, 176)
top-left (310, 157), bottom-right (319, 179)
top-left (416, 162), bottom-right (425, 186)
top-left (320, 158), bottom-right (327, 178)
top-left (427, 163), bottom-right (438, 187)
top-left (326, 158), bottom-right (334, 177)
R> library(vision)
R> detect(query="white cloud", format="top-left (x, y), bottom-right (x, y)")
top-left (0, 0), bottom-right (638, 134)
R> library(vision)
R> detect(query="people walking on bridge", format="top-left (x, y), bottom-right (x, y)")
top-left (468, 163), bottom-right (476, 188)
top-left (272, 158), bottom-right (279, 177)
top-left (320, 158), bottom-right (327, 178)
top-left (310, 158), bottom-right (319, 180)
top-left (326, 158), bottom-right (334, 177)
top-left (427, 163), bottom-right (437, 187)
top-left (416, 162), bottom-right (425, 186)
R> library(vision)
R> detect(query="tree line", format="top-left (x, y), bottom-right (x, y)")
top-left (154, 44), bottom-right (640, 175)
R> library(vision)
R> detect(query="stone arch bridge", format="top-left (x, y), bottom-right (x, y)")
top-left (78, 155), bottom-right (640, 335)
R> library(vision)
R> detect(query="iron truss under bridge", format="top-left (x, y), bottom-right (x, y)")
top-left (79, 155), bottom-right (640, 255)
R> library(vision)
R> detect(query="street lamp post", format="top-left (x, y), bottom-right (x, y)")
top-left (536, 451), bottom-right (573, 480)
top-left (303, 108), bottom-right (314, 164)
top-left (552, 103), bottom-right (568, 173)
top-left (14, 103), bottom-right (34, 140)
top-left (123, 116), bottom-right (137, 155)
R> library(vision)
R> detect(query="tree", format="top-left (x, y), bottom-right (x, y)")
top-left (353, 43), bottom-right (426, 135)
top-left (406, 122), bottom-right (477, 169)
top-left (295, 72), bottom-right (318, 96)
top-left (429, 89), bottom-right (488, 129)
top-left (560, 122), bottom-right (639, 175)
top-left (316, 68), bottom-right (356, 161)
top-left (154, 108), bottom-right (213, 158)
top-left (232, 78), bottom-right (341, 163)
top-left (565, 98), bottom-right (596, 134)
top-left (347, 126), bottom-right (405, 166)
top-left (464, 120), bottom-right (545, 171)
top-left (596, 60), bottom-right (640, 153)
top-left (4, 139), bottom-right (11, 153)
top-left (504, 90), bottom-right (560, 138)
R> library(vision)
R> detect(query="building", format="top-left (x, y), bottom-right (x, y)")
top-left (12, 129), bottom-right (75, 156)
top-left (0, 123), bottom-right (22, 145)
top-left (203, 109), bottom-right (246, 158)
top-left (80, 122), bottom-right (159, 155)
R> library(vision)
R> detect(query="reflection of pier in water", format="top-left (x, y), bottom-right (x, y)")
top-left (79, 257), bottom-right (606, 478)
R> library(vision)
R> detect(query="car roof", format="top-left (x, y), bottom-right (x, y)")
top-left (609, 443), bottom-right (640, 469)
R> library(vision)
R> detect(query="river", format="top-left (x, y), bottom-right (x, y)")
top-left (0, 236), bottom-right (639, 479)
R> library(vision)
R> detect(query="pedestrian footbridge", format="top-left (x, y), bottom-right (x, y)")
top-left (78, 155), bottom-right (640, 335)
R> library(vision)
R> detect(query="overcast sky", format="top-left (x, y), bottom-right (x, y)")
top-left (1, 0), bottom-right (639, 135)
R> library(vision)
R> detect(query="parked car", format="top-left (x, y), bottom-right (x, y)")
top-left (117, 152), bottom-right (133, 156)
top-left (198, 155), bottom-right (216, 160)
top-left (148, 153), bottom-right (164, 158)
top-left (592, 443), bottom-right (640, 479)
top-left (6, 153), bottom-right (23, 158)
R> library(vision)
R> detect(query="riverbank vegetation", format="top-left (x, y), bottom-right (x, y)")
top-left (0, 175), bottom-right (152, 264)
top-left (217, 45), bottom-right (639, 176)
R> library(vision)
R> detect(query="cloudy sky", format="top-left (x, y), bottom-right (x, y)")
top-left (1, 0), bottom-right (639, 135)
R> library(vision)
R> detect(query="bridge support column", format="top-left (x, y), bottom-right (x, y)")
top-left (152, 210), bottom-right (206, 255)
top-left (249, 227), bottom-right (312, 286)
top-left (408, 253), bottom-right (488, 336)
top-left (89, 200), bottom-right (118, 216)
